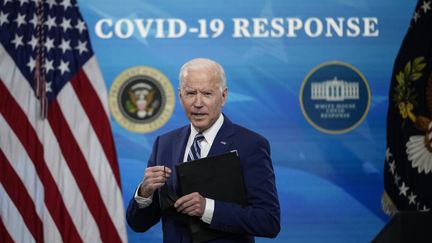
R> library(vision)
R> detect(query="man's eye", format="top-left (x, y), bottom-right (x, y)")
top-left (204, 92), bottom-right (212, 97)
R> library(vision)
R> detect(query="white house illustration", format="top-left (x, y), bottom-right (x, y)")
top-left (311, 77), bottom-right (359, 101)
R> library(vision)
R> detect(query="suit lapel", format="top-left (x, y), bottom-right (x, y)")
top-left (172, 126), bottom-right (190, 165)
top-left (208, 116), bottom-right (236, 156)
top-left (170, 126), bottom-right (190, 194)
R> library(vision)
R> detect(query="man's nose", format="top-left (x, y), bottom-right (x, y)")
top-left (193, 93), bottom-right (203, 107)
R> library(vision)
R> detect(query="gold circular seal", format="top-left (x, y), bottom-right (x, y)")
top-left (109, 66), bottom-right (175, 133)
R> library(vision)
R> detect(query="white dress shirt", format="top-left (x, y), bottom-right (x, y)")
top-left (134, 113), bottom-right (225, 224)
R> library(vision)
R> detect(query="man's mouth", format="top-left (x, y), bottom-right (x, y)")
top-left (191, 113), bottom-right (206, 118)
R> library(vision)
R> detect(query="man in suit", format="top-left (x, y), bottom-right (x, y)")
top-left (126, 58), bottom-right (280, 242)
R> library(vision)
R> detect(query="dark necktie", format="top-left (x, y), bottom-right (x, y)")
top-left (187, 133), bottom-right (205, 161)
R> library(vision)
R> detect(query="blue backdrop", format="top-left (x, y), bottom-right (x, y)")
top-left (79, 0), bottom-right (416, 242)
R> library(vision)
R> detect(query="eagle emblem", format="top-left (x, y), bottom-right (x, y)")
top-left (125, 83), bottom-right (159, 119)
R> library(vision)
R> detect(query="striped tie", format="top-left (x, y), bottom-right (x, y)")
top-left (187, 133), bottom-right (205, 161)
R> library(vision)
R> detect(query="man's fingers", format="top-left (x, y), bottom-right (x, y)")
top-left (175, 196), bottom-right (195, 211)
top-left (144, 176), bottom-right (167, 185)
top-left (174, 193), bottom-right (194, 207)
top-left (146, 166), bottom-right (172, 174)
top-left (174, 193), bottom-right (205, 216)
top-left (139, 166), bottom-right (172, 197)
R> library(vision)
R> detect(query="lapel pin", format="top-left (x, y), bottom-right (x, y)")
top-left (220, 141), bottom-right (227, 145)
top-left (230, 149), bottom-right (238, 156)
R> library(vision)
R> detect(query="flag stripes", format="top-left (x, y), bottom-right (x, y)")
top-left (0, 34), bottom-right (126, 243)
top-left (0, 217), bottom-right (14, 243)
top-left (0, 150), bottom-right (43, 243)
top-left (0, 80), bottom-right (83, 243)
top-left (75, 61), bottom-right (121, 186)
top-left (48, 100), bottom-right (122, 243)
top-left (0, 184), bottom-right (34, 243)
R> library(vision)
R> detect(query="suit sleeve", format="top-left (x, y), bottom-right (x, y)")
top-left (126, 137), bottom-right (162, 232)
top-left (209, 137), bottom-right (281, 238)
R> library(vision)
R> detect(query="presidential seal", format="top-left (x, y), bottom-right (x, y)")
top-left (300, 61), bottom-right (371, 134)
top-left (109, 66), bottom-right (175, 133)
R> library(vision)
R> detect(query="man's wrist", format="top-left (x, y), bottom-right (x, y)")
top-left (138, 183), bottom-right (152, 198)
top-left (134, 183), bottom-right (153, 208)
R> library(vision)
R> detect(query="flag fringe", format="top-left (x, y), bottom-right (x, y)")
top-left (381, 190), bottom-right (398, 216)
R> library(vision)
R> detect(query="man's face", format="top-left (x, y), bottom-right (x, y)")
top-left (179, 70), bottom-right (227, 132)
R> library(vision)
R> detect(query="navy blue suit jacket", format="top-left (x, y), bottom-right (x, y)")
top-left (126, 116), bottom-right (280, 243)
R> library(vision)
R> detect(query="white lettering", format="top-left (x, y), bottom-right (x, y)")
top-left (286, 18), bottom-right (303, 37)
top-left (252, 18), bottom-right (269, 37)
top-left (304, 18), bottom-right (323, 38)
top-left (363, 17), bottom-right (379, 37)
top-left (114, 19), bottom-right (134, 39)
top-left (325, 17), bottom-right (344, 37)
top-left (93, 17), bottom-right (380, 39)
top-left (167, 19), bottom-right (187, 38)
top-left (95, 18), bottom-right (113, 39)
top-left (155, 19), bottom-right (165, 38)
top-left (270, 18), bottom-right (284, 37)
top-left (232, 18), bottom-right (250, 38)
top-left (346, 17), bottom-right (360, 37)
top-left (134, 19), bottom-right (153, 38)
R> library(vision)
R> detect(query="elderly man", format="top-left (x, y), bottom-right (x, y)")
top-left (126, 58), bottom-right (280, 242)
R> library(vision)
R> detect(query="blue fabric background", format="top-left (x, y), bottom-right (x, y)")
top-left (79, 1), bottom-right (417, 242)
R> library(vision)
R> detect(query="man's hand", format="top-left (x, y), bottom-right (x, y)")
top-left (138, 166), bottom-right (171, 198)
top-left (174, 192), bottom-right (206, 217)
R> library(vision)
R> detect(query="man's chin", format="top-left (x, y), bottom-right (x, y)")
top-left (191, 120), bottom-right (209, 131)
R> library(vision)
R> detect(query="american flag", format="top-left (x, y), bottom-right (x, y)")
top-left (0, 0), bottom-right (127, 242)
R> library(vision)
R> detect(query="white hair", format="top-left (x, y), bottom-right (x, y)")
top-left (178, 58), bottom-right (227, 91)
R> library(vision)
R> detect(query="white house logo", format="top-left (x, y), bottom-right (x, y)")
top-left (109, 66), bottom-right (175, 133)
top-left (311, 77), bottom-right (359, 101)
top-left (300, 61), bottom-right (370, 134)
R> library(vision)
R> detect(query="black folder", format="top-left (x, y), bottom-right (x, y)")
top-left (175, 151), bottom-right (247, 243)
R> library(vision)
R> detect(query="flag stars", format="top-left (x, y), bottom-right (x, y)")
top-left (60, 18), bottom-right (72, 32)
top-left (0, 11), bottom-right (9, 26)
top-left (45, 16), bottom-right (57, 30)
top-left (413, 11), bottom-right (421, 22)
top-left (28, 36), bottom-right (38, 50)
top-left (44, 37), bottom-right (55, 52)
top-left (399, 182), bottom-right (409, 196)
top-left (421, 1), bottom-right (431, 13)
top-left (421, 205), bottom-right (430, 212)
top-left (75, 19), bottom-right (86, 34)
top-left (11, 34), bottom-right (24, 49)
top-left (27, 57), bottom-right (36, 71)
top-left (14, 13), bottom-right (27, 28)
top-left (59, 39), bottom-right (71, 53)
top-left (389, 160), bottom-right (396, 174)
top-left (58, 60), bottom-right (70, 75)
top-left (60, 0), bottom-right (73, 11)
top-left (46, 81), bottom-right (53, 93)
top-left (75, 40), bottom-right (88, 54)
top-left (394, 173), bottom-right (401, 185)
top-left (385, 148), bottom-right (392, 162)
top-left (408, 192), bottom-right (417, 205)
top-left (29, 14), bottom-right (38, 29)
top-left (45, 0), bottom-right (57, 9)
top-left (18, 0), bottom-right (29, 6)
top-left (44, 59), bottom-right (54, 73)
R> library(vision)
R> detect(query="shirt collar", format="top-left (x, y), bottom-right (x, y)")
top-left (190, 113), bottom-right (224, 145)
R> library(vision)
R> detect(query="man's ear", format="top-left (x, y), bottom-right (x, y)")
top-left (178, 90), bottom-right (185, 108)
top-left (221, 87), bottom-right (228, 106)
